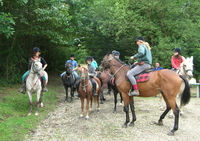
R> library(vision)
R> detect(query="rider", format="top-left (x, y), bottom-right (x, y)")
top-left (127, 37), bottom-right (152, 96)
top-left (91, 57), bottom-right (98, 70)
top-left (86, 56), bottom-right (98, 96)
top-left (171, 48), bottom-right (184, 71)
top-left (19, 47), bottom-right (48, 94)
top-left (112, 50), bottom-right (120, 58)
top-left (60, 54), bottom-right (79, 79)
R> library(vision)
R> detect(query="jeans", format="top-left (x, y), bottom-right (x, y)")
top-left (22, 70), bottom-right (46, 82)
top-left (60, 71), bottom-right (79, 79)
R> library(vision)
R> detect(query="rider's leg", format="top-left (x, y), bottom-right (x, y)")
top-left (127, 64), bottom-right (151, 96)
top-left (89, 76), bottom-right (97, 96)
top-left (42, 76), bottom-right (48, 92)
top-left (73, 71), bottom-right (79, 79)
top-left (60, 71), bottom-right (66, 78)
top-left (19, 70), bottom-right (30, 94)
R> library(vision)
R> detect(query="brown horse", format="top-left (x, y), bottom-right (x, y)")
top-left (97, 70), bottom-right (123, 112)
top-left (78, 66), bottom-right (101, 119)
top-left (101, 54), bottom-right (190, 135)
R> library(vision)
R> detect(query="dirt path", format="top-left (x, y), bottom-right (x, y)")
top-left (26, 88), bottom-right (200, 141)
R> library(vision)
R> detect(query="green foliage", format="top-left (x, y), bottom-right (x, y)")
top-left (0, 85), bottom-right (59, 141)
top-left (0, 0), bottom-right (200, 83)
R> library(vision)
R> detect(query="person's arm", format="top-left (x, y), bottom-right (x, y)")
top-left (171, 56), bottom-right (178, 69)
top-left (132, 45), bottom-right (145, 59)
top-left (72, 61), bottom-right (78, 71)
top-left (41, 57), bottom-right (48, 70)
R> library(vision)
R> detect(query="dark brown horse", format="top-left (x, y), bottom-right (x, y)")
top-left (97, 70), bottom-right (123, 112)
top-left (78, 66), bottom-right (101, 119)
top-left (101, 54), bottom-right (190, 135)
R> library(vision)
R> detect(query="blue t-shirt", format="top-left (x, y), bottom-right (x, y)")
top-left (154, 67), bottom-right (163, 71)
top-left (66, 60), bottom-right (78, 69)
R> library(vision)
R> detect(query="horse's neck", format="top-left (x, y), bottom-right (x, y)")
top-left (28, 70), bottom-right (39, 82)
top-left (110, 63), bottom-right (129, 80)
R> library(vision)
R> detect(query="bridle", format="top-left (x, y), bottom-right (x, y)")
top-left (182, 65), bottom-right (193, 79)
top-left (80, 70), bottom-right (89, 91)
top-left (104, 55), bottom-right (126, 77)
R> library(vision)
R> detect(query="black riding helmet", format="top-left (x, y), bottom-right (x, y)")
top-left (33, 47), bottom-right (40, 53)
top-left (86, 56), bottom-right (92, 62)
top-left (112, 50), bottom-right (120, 56)
top-left (135, 36), bottom-right (144, 42)
top-left (174, 48), bottom-right (181, 55)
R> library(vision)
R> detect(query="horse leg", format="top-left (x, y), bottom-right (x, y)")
top-left (86, 96), bottom-right (90, 120)
top-left (157, 105), bottom-right (171, 125)
top-left (35, 90), bottom-right (41, 116)
top-left (129, 97), bottom-right (136, 127)
top-left (40, 91), bottom-right (44, 107)
top-left (97, 92), bottom-right (100, 111)
top-left (65, 86), bottom-right (68, 102)
top-left (113, 90), bottom-right (117, 113)
top-left (122, 92), bottom-right (130, 128)
top-left (168, 104), bottom-right (180, 136)
top-left (90, 96), bottom-right (92, 111)
top-left (80, 96), bottom-right (84, 118)
top-left (100, 87), bottom-right (104, 104)
top-left (120, 93), bottom-right (123, 105)
top-left (70, 87), bottom-right (74, 103)
top-left (27, 91), bottom-right (32, 116)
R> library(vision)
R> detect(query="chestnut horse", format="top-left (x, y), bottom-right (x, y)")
top-left (101, 54), bottom-right (190, 135)
top-left (78, 67), bottom-right (101, 119)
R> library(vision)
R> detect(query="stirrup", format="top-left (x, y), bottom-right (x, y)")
top-left (128, 90), bottom-right (139, 96)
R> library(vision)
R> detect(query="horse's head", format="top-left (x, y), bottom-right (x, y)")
top-left (65, 62), bottom-right (73, 75)
top-left (181, 56), bottom-right (194, 78)
top-left (101, 54), bottom-right (114, 70)
top-left (31, 60), bottom-right (43, 74)
top-left (79, 66), bottom-right (88, 81)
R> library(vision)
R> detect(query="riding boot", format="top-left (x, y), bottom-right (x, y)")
top-left (18, 81), bottom-right (26, 94)
top-left (129, 84), bottom-right (139, 96)
top-left (42, 80), bottom-right (48, 92)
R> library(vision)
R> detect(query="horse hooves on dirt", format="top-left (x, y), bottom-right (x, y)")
top-left (129, 122), bottom-right (134, 127)
top-left (40, 103), bottom-right (44, 108)
top-left (113, 110), bottom-right (117, 114)
top-left (168, 115), bottom-right (174, 118)
top-left (85, 116), bottom-right (89, 120)
top-left (167, 131), bottom-right (174, 136)
top-left (153, 121), bottom-right (163, 126)
top-left (35, 112), bottom-right (39, 116)
top-left (100, 101), bottom-right (103, 104)
top-left (122, 124), bottom-right (127, 128)
top-left (80, 114), bottom-right (84, 118)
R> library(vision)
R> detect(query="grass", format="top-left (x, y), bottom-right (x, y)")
top-left (0, 84), bottom-right (60, 141)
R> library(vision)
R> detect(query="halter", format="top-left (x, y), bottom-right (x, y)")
top-left (183, 65), bottom-right (193, 79)
top-left (107, 55), bottom-right (126, 77)
top-left (80, 71), bottom-right (89, 91)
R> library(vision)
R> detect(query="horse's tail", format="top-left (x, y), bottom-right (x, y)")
top-left (179, 75), bottom-right (191, 106)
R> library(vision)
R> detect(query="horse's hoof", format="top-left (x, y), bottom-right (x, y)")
top-left (129, 122), bottom-right (134, 127)
top-left (113, 110), bottom-right (117, 114)
top-left (40, 103), bottom-right (44, 108)
top-left (27, 113), bottom-right (32, 116)
top-left (119, 103), bottom-right (123, 106)
top-left (85, 116), bottom-right (89, 120)
top-left (122, 124), bottom-right (127, 128)
top-left (80, 114), bottom-right (84, 118)
top-left (154, 121), bottom-right (163, 126)
top-left (35, 112), bottom-right (39, 116)
top-left (168, 115), bottom-right (173, 118)
top-left (167, 131), bottom-right (174, 136)
top-left (100, 101), bottom-right (103, 104)
top-left (97, 108), bottom-right (100, 111)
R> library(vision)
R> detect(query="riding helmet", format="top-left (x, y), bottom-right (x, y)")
top-left (112, 50), bottom-right (120, 56)
top-left (135, 36), bottom-right (144, 42)
top-left (33, 47), bottom-right (40, 53)
top-left (174, 48), bottom-right (181, 55)
top-left (86, 56), bottom-right (92, 62)
top-left (70, 54), bottom-right (75, 57)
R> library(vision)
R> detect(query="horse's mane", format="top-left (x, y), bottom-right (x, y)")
top-left (110, 54), bottom-right (128, 66)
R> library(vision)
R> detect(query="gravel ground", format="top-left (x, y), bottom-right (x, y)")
top-left (25, 88), bottom-right (200, 141)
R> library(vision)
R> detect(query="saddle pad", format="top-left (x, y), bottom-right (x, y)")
top-left (136, 72), bottom-right (152, 83)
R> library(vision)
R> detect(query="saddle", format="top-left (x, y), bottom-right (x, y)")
top-left (134, 68), bottom-right (154, 83)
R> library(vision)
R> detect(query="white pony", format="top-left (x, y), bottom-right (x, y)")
top-left (168, 56), bottom-right (194, 117)
top-left (26, 60), bottom-right (48, 116)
